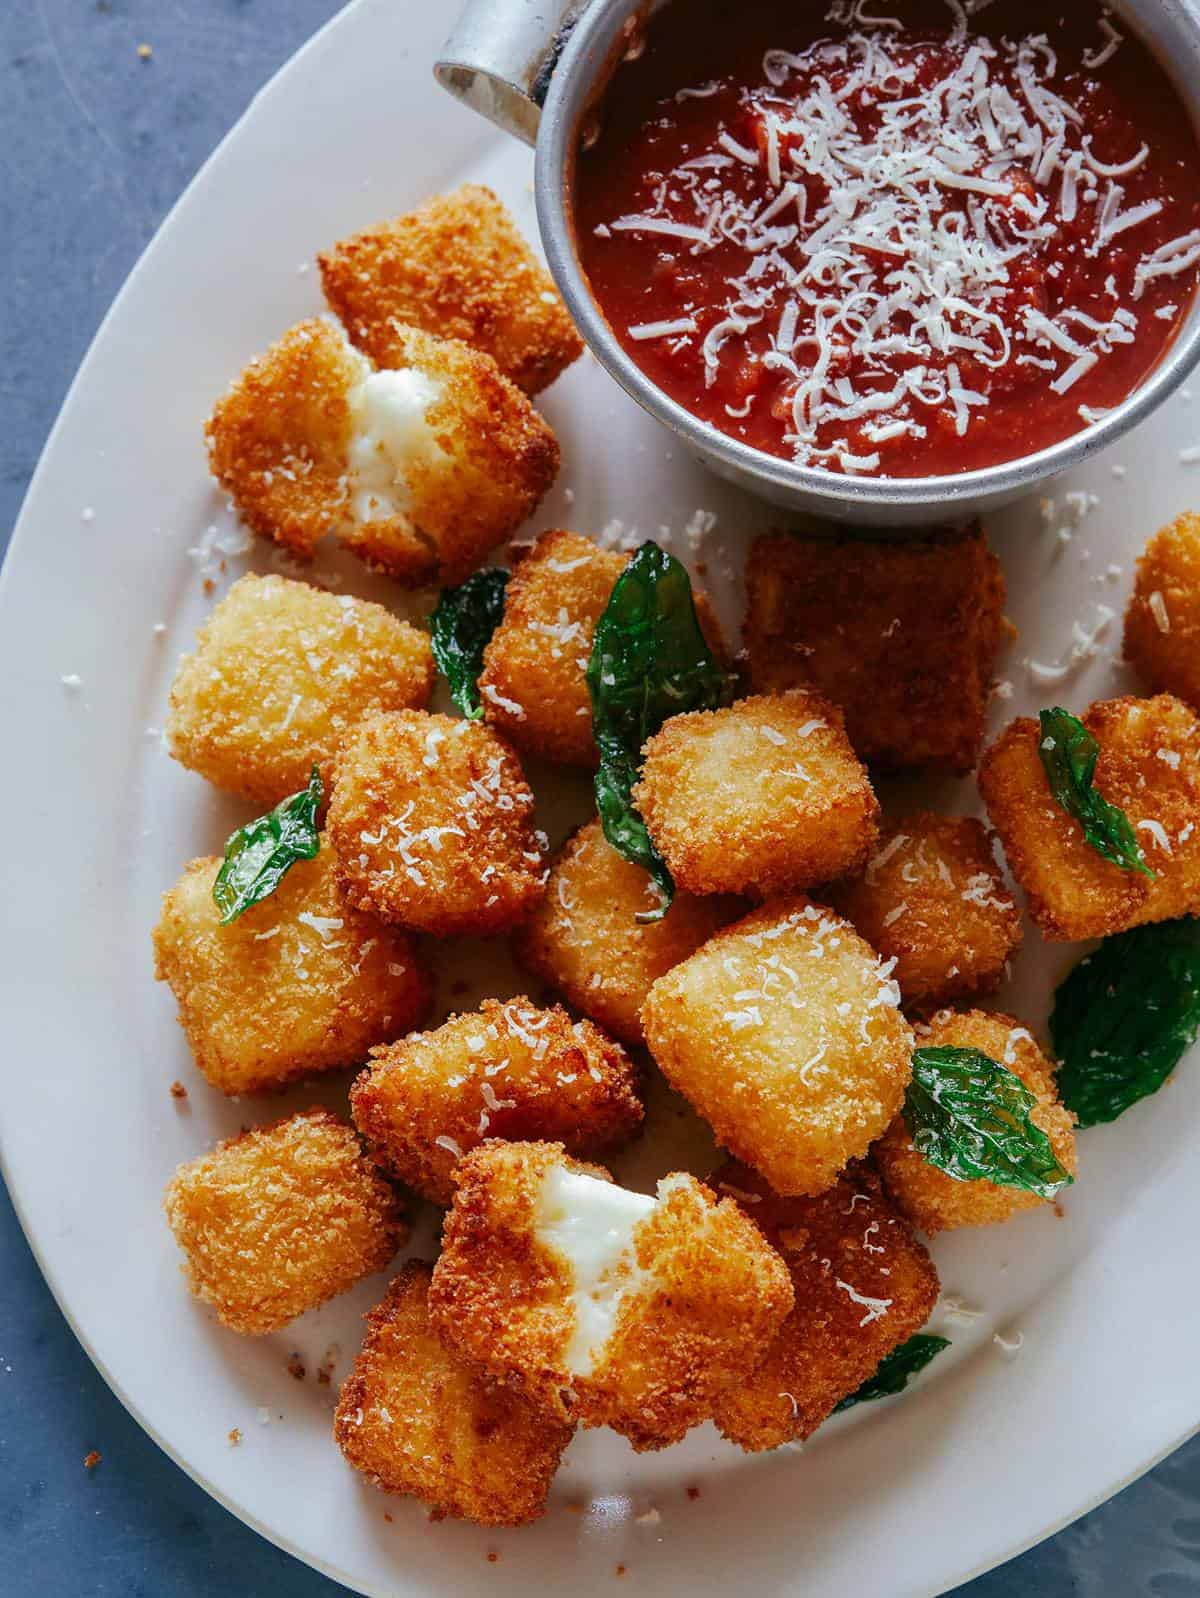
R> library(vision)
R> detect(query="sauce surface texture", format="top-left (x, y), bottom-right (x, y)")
top-left (574, 0), bottom-right (1200, 478)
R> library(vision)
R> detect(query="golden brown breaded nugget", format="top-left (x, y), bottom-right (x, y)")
top-left (152, 844), bottom-right (430, 1095)
top-left (744, 526), bottom-right (1007, 771)
top-left (337, 323), bottom-right (559, 586)
top-left (709, 1160), bottom-right (939, 1450)
top-left (875, 1009), bottom-right (1078, 1235)
top-left (351, 998), bottom-right (643, 1205)
top-left (429, 1141), bottom-right (793, 1451)
top-left (478, 529), bottom-right (727, 767)
top-left (319, 185), bottom-right (583, 396)
top-left (828, 814), bottom-right (1021, 1012)
top-left (166, 574), bottom-right (433, 807)
top-left (327, 710), bottom-right (547, 936)
top-left (333, 1261), bottom-right (573, 1526)
top-left (1124, 513), bottom-right (1200, 710)
top-left (514, 818), bottom-right (743, 1046)
top-left (478, 530), bottom-right (626, 765)
top-left (978, 694), bottom-right (1200, 941)
top-left (206, 317), bottom-right (362, 559)
top-left (634, 690), bottom-right (879, 896)
top-left (642, 899), bottom-right (913, 1196)
top-left (164, 1110), bottom-right (404, 1335)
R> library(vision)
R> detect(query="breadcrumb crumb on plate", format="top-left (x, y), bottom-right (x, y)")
top-left (743, 525), bottom-right (1008, 772)
top-left (1124, 511), bottom-right (1200, 710)
top-left (515, 817), bottom-right (744, 1046)
top-left (828, 813), bottom-right (1022, 1012)
top-left (634, 689), bottom-right (879, 896)
top-left (429, 1141), bottom-right (792, 1451)
top-left (152, 842), bottom-right (431, 1095)
top-left (163, 1109), bottom-right (406, 1335)
top-left (318, 184), bottom-right (582, 396)
top-left (327, 709), bottom-right (548, 936)
top-left (978, 693), bottom-right (1200, 940)
top-left (874, 1010), bottom-right (1078, 1235)
top-left (165, 572), bottom-right (433, 807)
top-left (351, 997), bottom-right (643, 1204)
top-left (709, 1160), bottom-right (939, 1451)
top-left (642, 898), bottom-right (913, 1196)
top-left (334, 1261), bottom-right (573, 1527)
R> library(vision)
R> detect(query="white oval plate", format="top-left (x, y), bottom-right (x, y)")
top-left (3, 1), bottom-right (1200, 1593)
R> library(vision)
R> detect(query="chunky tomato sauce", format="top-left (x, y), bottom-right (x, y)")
top-left (574, 0), bottom-right (1200, 478)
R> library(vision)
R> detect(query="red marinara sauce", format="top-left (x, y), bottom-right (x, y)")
top-left (573, 0), bottom-right (1200, 478)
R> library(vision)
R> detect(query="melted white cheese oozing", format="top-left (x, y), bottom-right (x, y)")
top-left (535, 1167), bottom-right (657, 1377)
top-left (346, 367), bottom-right (444, 523)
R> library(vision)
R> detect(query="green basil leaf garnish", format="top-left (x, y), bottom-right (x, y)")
top-left (1050, 918), bottom-right (1200, 1127)
top-left (834, 1334), bottom-right (950, 1414)
top-left (904, 1046), bottom-right (1073, 1200)
top-left (587, 541), bottom-right (730, 922)
top-left (1037, 706), bottom-right (1154, 879)
top-left (213, 765), bottom-right (322, 924)
top-left (431, 568), bottom-right (510, 719)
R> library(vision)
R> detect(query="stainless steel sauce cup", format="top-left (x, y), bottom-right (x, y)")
top-left (437, 0), bottom-right (1200, 526)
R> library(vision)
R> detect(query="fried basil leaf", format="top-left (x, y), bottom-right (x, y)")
top-left (834, 1334), bottom-right (951, 1414)
top-left (904, 1046), bottom-right (1073, 1200)
top-left (213, 765), bottom-right (322, 924)
top-left (431, 568), bottom-right (510, 719)
top-left (1037, 706), bottom-right (1154, 878)
top-left (586, 541), bottom-right (730, 921)
top-left (1051, 918), bottom-right (1200, 1127)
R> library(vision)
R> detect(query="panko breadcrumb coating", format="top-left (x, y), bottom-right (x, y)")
top-left (828, 813), bottom-right (1022, 1011)
top-left (166, 574), bottom-right (433, 807)
top-left (642, 898), bottom-right (913, 1196)
top-left (152, 843), bottom-right (430, 1095)
top-left (978, 693), bottom-right (1200, 940)
top-left (319, 185), bottom-right (583, 395)
top-left (744, 525), bottom-right (1007, 771)
top-left (351, 998), bottom-right (643, 1205)
top-left (164, 1109), bottom-right (405, 1335)
top-left (333, 1261), bottom-right (573, 1526)
top-left (515, 818), bottom-right (743, 1046)
top-left (709, 1160), bottom-right (939, 1450)
top-left (1124, 512), bottom-right (1200, 710)
top-left (429, 1141), bottom-right (793, 1451)
top-left (875, 1009), bottom-right (1078, 1234)
top-left (205, 317), bottom-right (364, 559)
top-left (478, 529), bottom-right (727, 767)
top-left (634, 690), bottom-right (879, 897)
top-left (327, 710), bottom-right (547, 936)
top-left (206, 317), bottom-right (559, 586)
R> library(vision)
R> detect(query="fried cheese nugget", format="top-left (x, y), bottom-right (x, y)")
top-left (328, 710), bottom-right (547, 936)
top-left (514, 818), bottom-right (743, 1046)
top-left (164, 1110), bottom-right (404, 1335)
top-left (152, 844), bottom-right (430, 1095)
top-left (319, 185), bottom-right (582, 395)
top-left (743, 526), bottom-right (1007, 771)
top-left (642, 899), bottom-right (913, 1196)
top-left (166, 574), bottom-right (433, 807)
top-left (978, 694), bottom-right (1200, 940)
top-left (429, 1141), bottom-right (793, 1451)
top-left (875, 1009), bottom-right (1077, 1234)
top-left (351, 998), bottom-right (643, 1205)
top-left (478, 529), bottom-right (727, 767)
top-left (828, 814), bottom-right (1022, 1011)
top-left (1124, 512), bottom-right (1200, 710)
top-left (206, 317), bottom-right (559, 586)
top-left (709, 1161), bottom-right (939, 1450)
top-left (333, 1262), bottom-right (573, 1526)
top-left (634, 690), bottom-right (879, 896)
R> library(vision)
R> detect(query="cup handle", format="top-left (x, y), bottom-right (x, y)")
top-left (435, 0), bottom-right (592, 148)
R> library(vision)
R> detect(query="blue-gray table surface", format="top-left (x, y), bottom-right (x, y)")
top-left (2, 2), bottom-right (1199, 1593)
